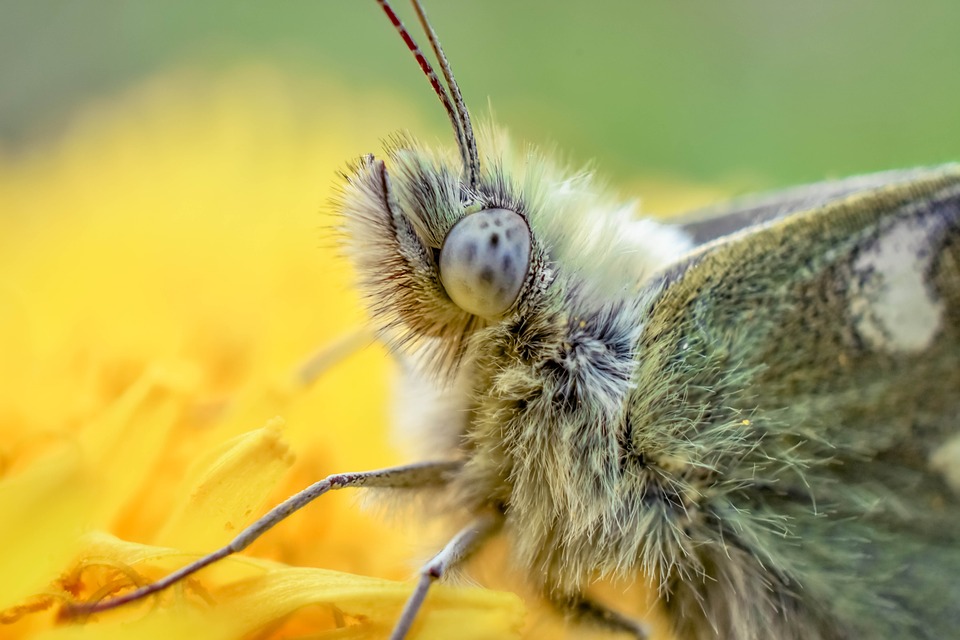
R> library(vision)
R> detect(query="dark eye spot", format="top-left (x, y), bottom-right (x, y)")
top-left (490, 233), bottom-right (499, 247)
top-left (480, 267), bottom-right (494, 284)
top-left (493, 216), bottom-right (503, 227)
top-left (479, 220), bottom-right (490, 230)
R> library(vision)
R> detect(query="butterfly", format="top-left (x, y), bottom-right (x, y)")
top-left (69, 1), bottom-right (960, 638)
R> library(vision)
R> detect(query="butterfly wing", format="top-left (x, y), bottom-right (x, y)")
top-left (630, 165), bottom-right (960, 639)
top-left (676, 166), bottom-right (953, 246)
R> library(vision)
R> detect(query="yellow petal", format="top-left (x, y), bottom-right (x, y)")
top-left (204, 565), bottom-right (525, 639)
top-left (0, 448), bottom-right (94, 612)
top-left (55, 532), bottom-right (524, 639)
top-left (155, 419), bottom-right (294, 552)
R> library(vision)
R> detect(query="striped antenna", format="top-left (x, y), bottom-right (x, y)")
top-left (376, 0), bottom-right (481, 191)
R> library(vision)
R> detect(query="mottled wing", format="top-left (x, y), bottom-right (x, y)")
top-left (633, 164), bottom-right (960, 639)
top-left (676, 166), bottom-right (950, 246)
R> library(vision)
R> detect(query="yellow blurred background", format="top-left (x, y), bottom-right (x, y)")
top-left (2, 1), bottom-right (958, 186)
top-left (0, 2), bottom-right (958, 639)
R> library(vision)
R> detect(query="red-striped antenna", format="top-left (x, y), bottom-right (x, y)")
top-left (376, 0), bottom-right (480, 192)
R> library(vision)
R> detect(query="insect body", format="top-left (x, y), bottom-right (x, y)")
top-left (340, 120), bottom-right (960, 640)
top-left (71, 1), bottom-right (960, 638)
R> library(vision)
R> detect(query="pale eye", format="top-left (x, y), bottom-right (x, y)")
top-left (439, 208), bottom-right (531, 318)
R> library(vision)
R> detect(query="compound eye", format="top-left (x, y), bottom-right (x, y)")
top-left (439, 208), bottom-right (531, 318)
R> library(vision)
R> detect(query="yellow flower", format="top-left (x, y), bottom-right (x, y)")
top-left (0, 68), bottom-right (524, 640)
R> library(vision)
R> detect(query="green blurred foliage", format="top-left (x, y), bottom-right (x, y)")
top-left (2, 0), bottom-right (958, 187)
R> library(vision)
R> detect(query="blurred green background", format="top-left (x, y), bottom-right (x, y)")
top-left (2, 0), bottom-right (958, 189)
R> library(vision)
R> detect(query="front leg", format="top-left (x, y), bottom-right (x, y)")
top-left (67, 460), bottom-right (462, 616)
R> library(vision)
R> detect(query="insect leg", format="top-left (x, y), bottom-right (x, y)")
top-left (68, 460), bottom-right (461, 616)
top-left (388, 510), bottom-right (502, 640)
top-left (544, 590), bottom-right (649, 640)
top-left (293, 327), bottom-right (372, 388)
